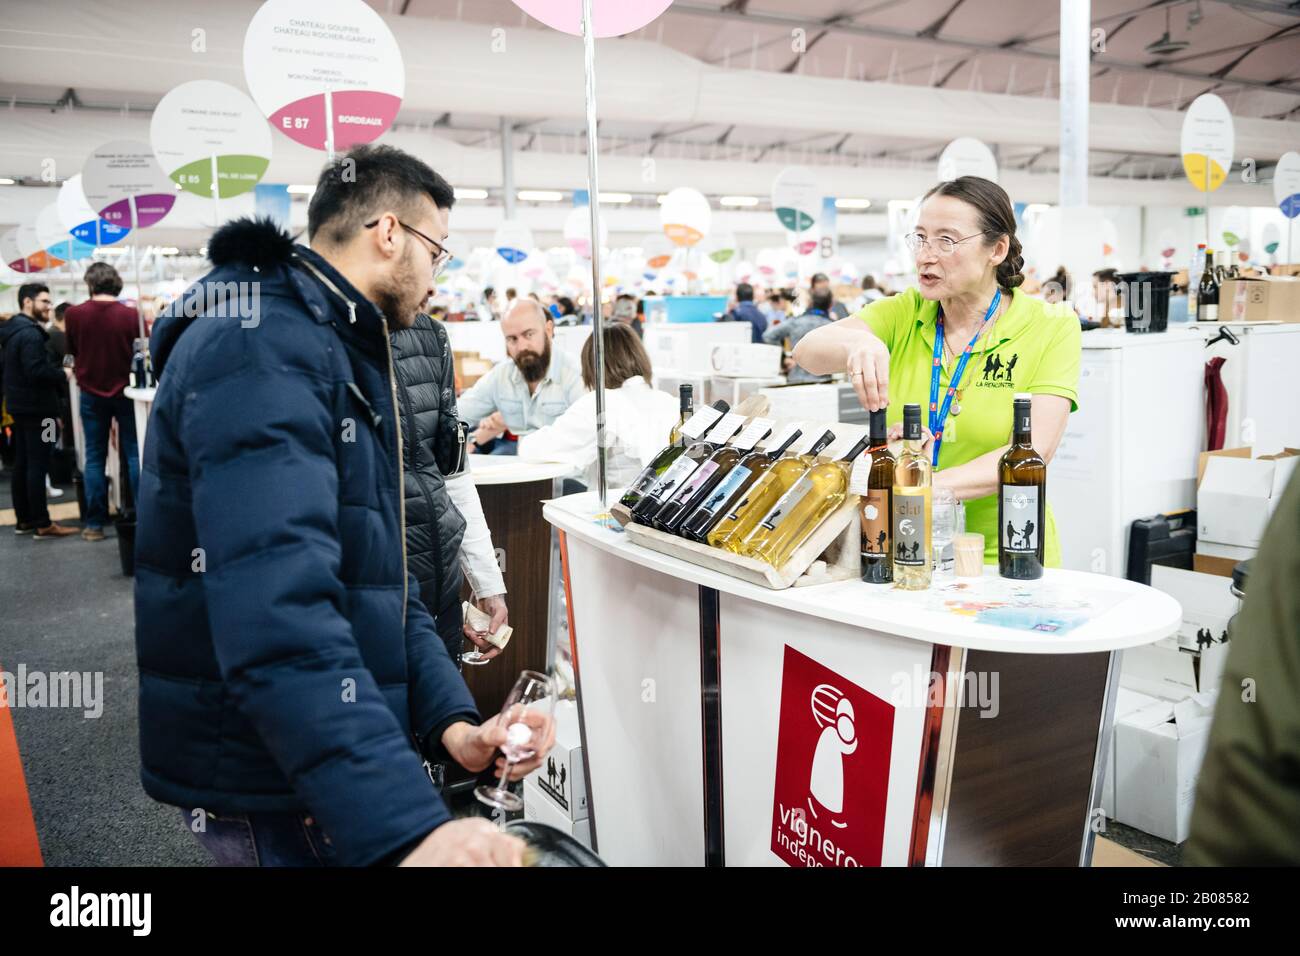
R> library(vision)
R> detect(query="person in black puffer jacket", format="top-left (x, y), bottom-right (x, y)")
top-left (0, 283), bottom-right (76, 537)
top-left (390, 313), bottom-right (508, 664)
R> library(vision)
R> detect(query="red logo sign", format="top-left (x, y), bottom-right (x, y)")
top-left (770, 646), bottom-right (895, 867)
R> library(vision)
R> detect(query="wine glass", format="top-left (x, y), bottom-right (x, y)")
top-left (475, 670), bottom-right (556, 814)
top-left (932, 488), bottom-right (959, 577)
top-left (461, 590), bottom-right (495, 667)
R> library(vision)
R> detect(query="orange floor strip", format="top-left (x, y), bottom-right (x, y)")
top-left (0, 663), bottom-right (44, 865)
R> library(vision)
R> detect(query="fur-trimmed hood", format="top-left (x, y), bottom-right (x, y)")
top-left (206, 216), bottom-right (297, 269)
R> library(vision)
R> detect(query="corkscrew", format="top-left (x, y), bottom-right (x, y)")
top-left (1203, 325), bottom-right (1239, 349)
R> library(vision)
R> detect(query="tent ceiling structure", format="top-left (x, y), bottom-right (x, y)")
top-left (0, 0), bottom-right (1295, 183)
top-left (0, 0), bottom-right (1295, 249)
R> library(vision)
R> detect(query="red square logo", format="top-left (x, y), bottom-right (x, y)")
top-left (770, 646), bottom-right (895, 867)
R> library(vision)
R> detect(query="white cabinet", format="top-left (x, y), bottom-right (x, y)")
top-left (1051, 329), bottom-right (1205, 576)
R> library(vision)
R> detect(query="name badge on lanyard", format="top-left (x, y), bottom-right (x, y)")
top-left (929, 289), bottom-right (1000, 467)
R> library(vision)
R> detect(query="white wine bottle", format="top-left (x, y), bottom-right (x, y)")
top-left (710, 430), bottom-right (836, 552)
top-left (892, 404), bottom-right (932, 590)
top-left (668, 383), bottom-right (694, 447)
top-left (746, 434), bottom-right (872, 567)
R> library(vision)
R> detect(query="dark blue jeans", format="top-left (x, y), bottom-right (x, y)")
top-left (179, 808), bottom-right (339, 867)
top-left (80, 391), bottom-right (139, 529)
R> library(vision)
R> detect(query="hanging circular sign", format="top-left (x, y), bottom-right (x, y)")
top-left (791, 227), bottom-right (820, 257)
top-left (771, 166), bottom-right (820, 233)
top-left (2, 227), bottom-right (40, 274)
top-left (521, 250), bottom-right (547, 279)
top-left (1275, 151), bottom-right (1300, 219)
top-left (1156, 228), bottom-right (1180, 266)
top-left (493, 220), bottom-right (535, 264)
top-left (243, 0), bottom-right (405, 152)
top-left (1101, 218), bottom-right (1119, 260)
top-left (563, 207), bottom-right (607, 258)
top-left (58, 175), bottom-right (130, 247)
top-left (81, 140), bottom-right (177, 229)
top-left (508, 0), bottom-right (674, 37)
top-left (937, 137), bottom-right (998, 183)
top-left (1261, 222), bottom-right (1281, 257)
top-left (702, 229), bottom-right (737, 264)
top-left (151, 80), bottom-right (272, 199)
top-left (32, 205), bottom-right (77, 270)
top-left (1180, 93), bottom-right (1234, 193)
top-left (1221, 206), bottom-right (1247, 248)
top-left (642, 233), bottom-right (675, 270)
top-left (660, 187), bottom-right (711, 247)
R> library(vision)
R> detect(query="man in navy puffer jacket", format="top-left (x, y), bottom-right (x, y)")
top-left (135, 145), bottom-right (553, 867)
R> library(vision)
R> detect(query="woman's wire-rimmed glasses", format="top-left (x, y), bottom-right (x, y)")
top-left (904, 231), bottom-right (994, 256)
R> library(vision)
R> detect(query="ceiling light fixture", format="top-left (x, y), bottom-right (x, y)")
top-left (599, 192), bottom-right (633, 204)
top-left (835, 198), bottom-right (872, 210)
top-left (719, 195), bottom-right (759, 207)
top-left (454, 187), bottom-right (489, 200)
top-left (1146, 5), bottom-right (1190, 55)
top-left (287, 184), bottom-right (316, 195)
top-left (518, 190), bottom-right (564, 202)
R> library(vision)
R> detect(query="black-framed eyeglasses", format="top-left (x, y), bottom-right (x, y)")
top-left (365, 218), bottom-right (454, 277)
top-left (904, 231), bottom-right (994, 256)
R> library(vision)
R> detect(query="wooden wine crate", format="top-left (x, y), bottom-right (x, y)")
top-left (622, 495), bottom-right (861, 590)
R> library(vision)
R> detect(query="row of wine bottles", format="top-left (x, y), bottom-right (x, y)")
top-left (620, 386), bottom-right (1048, 584)
top-left (621, 390), bottom-right (868, 569)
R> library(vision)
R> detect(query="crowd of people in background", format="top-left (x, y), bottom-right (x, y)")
top-left (0, 265), bottom-right (144, 542)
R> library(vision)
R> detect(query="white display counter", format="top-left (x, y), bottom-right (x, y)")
top-left (545, 491), bottom-right (1180, 867)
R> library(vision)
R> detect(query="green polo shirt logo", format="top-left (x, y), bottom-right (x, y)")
top-left (856, 287), bottom-right (1081, 567)
top-left (975, 351), bottom-right (1020, 388)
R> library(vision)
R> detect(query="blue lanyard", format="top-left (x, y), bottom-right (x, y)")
top-left (929, 289), bottom-right (1001, 467)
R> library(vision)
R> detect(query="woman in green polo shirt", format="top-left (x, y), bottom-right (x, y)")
top-left (794, 176), bottom-right (1080, 566)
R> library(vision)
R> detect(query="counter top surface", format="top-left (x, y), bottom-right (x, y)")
top-left (545, 492), bottom-right (1181, 654)
top-left (469, 458), bottom-right (576, 486)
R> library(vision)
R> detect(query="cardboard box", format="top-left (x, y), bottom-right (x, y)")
top-left (523, 779), bottom-right (592, 849)
top-left (1197, 447), bottom-right (1298, 549)
top-left (1122, 634), bottom-right (1229, 702)
top-left (1218, 274), bottom-right (1300, 323)
top-left (1113, 695), bottom-right (1215, 844)
top-left (523, 699), bottom-right (587, 821)
top-left (453, 350), bottom-right (495, 390)
top-left (1150, 566), bottom-right (1238, 653)
top-left (1193, 553), bottom-right (1240, 578)
top-left (1122, 638), bottom-right (1199, 701)
top-left (709, 342), bottom-right (783, 377)
top-left (1196, 541), bottom-right (1256, 562)
top-left (1102, 688), bottom-right (1161, 819)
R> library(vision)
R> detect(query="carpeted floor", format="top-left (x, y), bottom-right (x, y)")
top-left (0, 469), bottom-right (209, 866)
